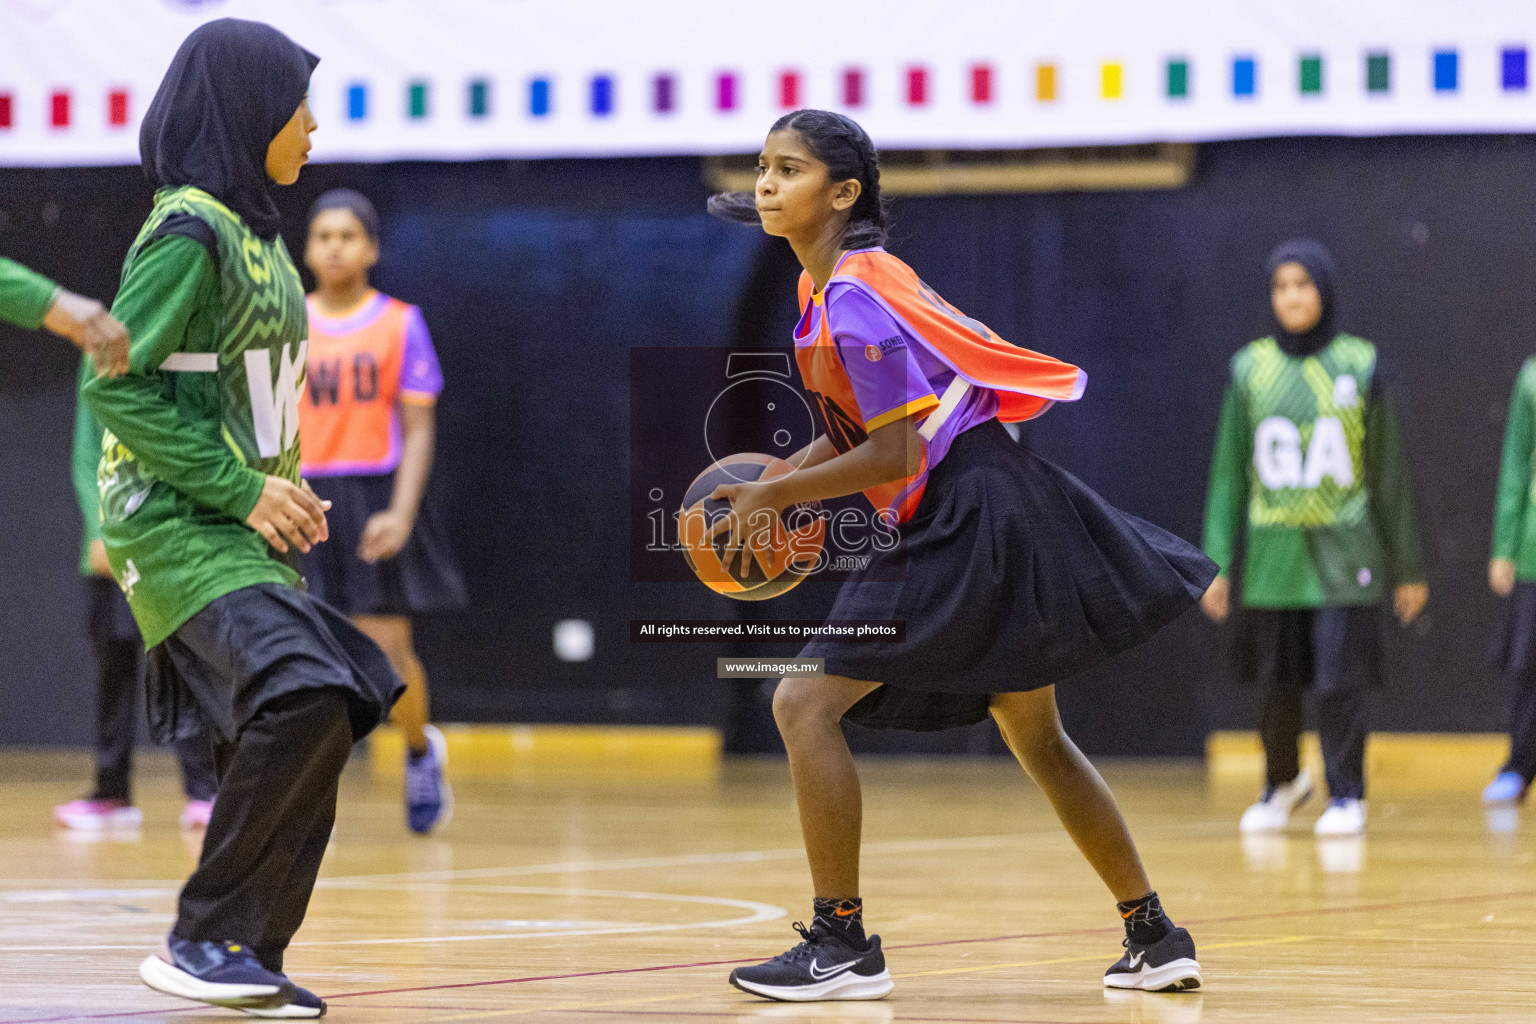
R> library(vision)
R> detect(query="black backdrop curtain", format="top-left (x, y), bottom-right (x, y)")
top-left (2, 135), bottom-right (1531, 754)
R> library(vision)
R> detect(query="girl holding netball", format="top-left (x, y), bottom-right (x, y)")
top-left (299, 189), bottom-right (466, 834)
top-left (706, 109), bottom-right (1214, 1001)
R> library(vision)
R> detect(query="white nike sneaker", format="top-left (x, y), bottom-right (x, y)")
top-left (1238, 768), bottom-right (1313, 833)
top-left (1313, 797), bottom-right (1366, 836)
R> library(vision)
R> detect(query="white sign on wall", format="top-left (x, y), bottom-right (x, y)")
top-left (2, 0), bottom-right (1534, 167)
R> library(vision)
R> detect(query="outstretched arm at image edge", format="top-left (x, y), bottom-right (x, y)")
top-left (0, 257), bottom-right (59, 330)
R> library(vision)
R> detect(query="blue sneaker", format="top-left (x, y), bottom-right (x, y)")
top-left (1483, 771), bottom-right (1528, 805)
top-left (405, 724), bottom-right (452, 834)
top-left (139, 937), bottom-right (288, 1011)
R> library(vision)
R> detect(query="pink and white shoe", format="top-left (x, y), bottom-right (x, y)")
top-left (54, 798), bottom-right (142, 831)
top-left (179, 799), bottom-right (214, 831)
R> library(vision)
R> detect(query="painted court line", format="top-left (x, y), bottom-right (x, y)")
top-left (0, 887), bottom-right (785, 952)
top-left (330, 1007), bottom-right (1093, 1021)
top-left (10, 831), bottom-right (1529, 1022)
top-left (311, 819), bottom-right (1234, 889)
top-left (0, 823), bottom-right (1232, 953)
top-left (0, 820), bottom-right (1233, 899)
top-left (574, 1014), bottom-right (1133, 1023)
top-left (5, 884), bottom-right (1526, 1024)
top-left (0, 830), bottom-right (1077, 903)
top-left (312, 830), bottom-right (1076, 887)
top-left (314, 884), bottom-right (1536, 1002)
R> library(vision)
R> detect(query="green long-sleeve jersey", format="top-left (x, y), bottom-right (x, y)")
top-left (0, 257), bottom-right (59, 329)
top-left (1202, 334), bottom-right (1425, 608)
top-left (1491, 358), bottom-right (1536, 580)
top-left (81, 186), bottom-right (307, 648)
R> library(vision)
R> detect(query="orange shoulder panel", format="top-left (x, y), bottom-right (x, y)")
top-left (835, 251), bottom-right (1086, 423)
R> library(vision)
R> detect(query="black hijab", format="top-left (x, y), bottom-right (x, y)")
top-left (1264, 239), bottom-right (1338, 357)
top-left (140, 19), bottom-right (318, 241)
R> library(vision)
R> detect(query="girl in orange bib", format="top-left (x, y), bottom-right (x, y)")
top-left (299, 189), bottom-right (467, 834)
top-left (706, 110), bottom-right (1215, 1002)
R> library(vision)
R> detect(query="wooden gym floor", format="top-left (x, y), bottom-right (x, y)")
top-left (2, 747), bottom-right (1535, 1023)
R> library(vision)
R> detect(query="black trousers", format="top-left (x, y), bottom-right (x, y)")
top-left (1504, 678), bottom-right (1536, 781)
top-left (1497, 584), bottom-right (1536, 781)
top-left (1260, 674), bottom-right (1367, 800)
top-left (1241, 607), bottom-right (1375, 801)
top-left (87, 579), bottom-right (217, 803)
top-left (175, 687), bottom-right (354, 971)
top-left (156, 583), bottom-right (399, 970)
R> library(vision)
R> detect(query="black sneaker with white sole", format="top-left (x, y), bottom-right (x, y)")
top-left (139, 937), bottom-right (325, 1018)
top-left (244, 976), bottom-right (326, 1019)
top-left (140, 937), bottom-right (289, 1010)
top-left (730, 920), bottom-right (894, 1002)
top-left (1103, 926), bottom-right (1202, 992)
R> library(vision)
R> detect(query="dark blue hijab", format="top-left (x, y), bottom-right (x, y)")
top-left (1265, 239), bottom-right (1338, 357)
top-left (140, 19), bottom-right (318, 240)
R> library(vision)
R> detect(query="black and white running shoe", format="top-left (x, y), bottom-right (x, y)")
top-left (730, 920), bottom-right (894, 1002)
top-left (1103, 926), bottom-right (1202, 992)
top-left (139, 938), bottom-right (288, 1010)
top-left (244, 977), bottom-right (326, 1019)
top-left (139, 937), bottom-right (326, 1018)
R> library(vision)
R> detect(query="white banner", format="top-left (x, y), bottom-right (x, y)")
top-left (1, 0), bottom-right (1535, 167)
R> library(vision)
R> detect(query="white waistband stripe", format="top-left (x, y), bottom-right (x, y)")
top-left (159, 353), bottom-right (218, 372)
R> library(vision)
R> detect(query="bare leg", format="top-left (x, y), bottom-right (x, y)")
top-left (990, 687), bottom-right (1151, 902)
top-left (772, 674), bottom-right (881, 898)
top-left (353, 614), bottom-right (429, 754)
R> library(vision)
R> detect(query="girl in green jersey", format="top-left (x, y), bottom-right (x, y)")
top-left (1484, 361), bottom-right (1536, 803)
top-left (1202, 240), bottom-right (1427, 838)
top-left (81, 20), bottom-right (401, 1018)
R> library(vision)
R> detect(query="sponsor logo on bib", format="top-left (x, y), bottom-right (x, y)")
top-left (1333, 374), bottom-right (1360, 408)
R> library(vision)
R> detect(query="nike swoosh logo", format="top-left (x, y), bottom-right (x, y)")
top-left (1127, 952), bottom-right (1145, 969)
top-left (807, 957), bottom-right (862, 981)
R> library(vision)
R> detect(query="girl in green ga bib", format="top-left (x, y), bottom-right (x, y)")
top-left (1201, 240), bottom-right (1428, 838)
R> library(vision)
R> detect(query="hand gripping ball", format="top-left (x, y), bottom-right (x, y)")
top-left (677, 453), bottom-right (825, 600)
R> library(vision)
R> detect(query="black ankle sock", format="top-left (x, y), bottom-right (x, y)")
top-left (813, 897), bottom-right (867, 947)
top-left (1117, 891), bottom-right (1173, 946)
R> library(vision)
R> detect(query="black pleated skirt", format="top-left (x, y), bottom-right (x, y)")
top-left (799, 419), bottom-right (1217, 732)
top-left (302, 473), bottom-right (469, 617)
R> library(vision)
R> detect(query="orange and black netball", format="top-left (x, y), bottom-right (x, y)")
top-left (678, 453), bottom-right (825, 600)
